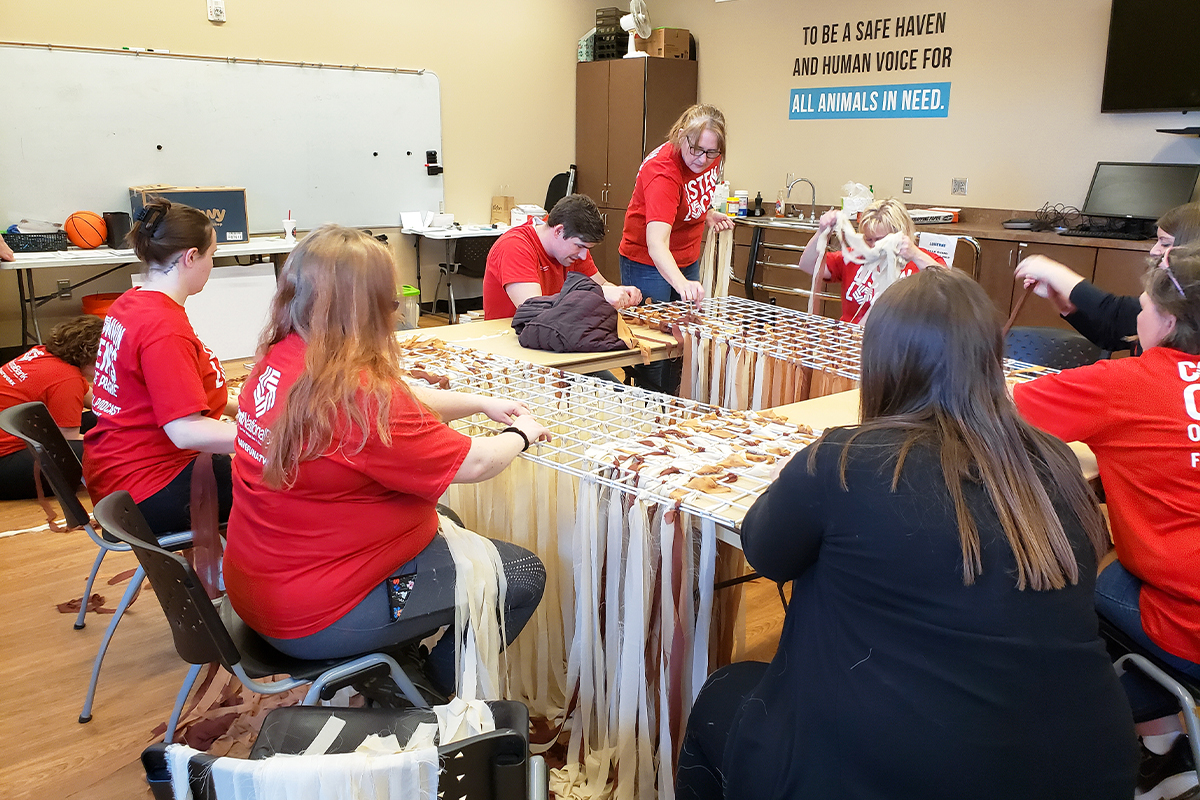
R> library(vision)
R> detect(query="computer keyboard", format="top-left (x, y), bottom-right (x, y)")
top-left (1059, 228), bottom-right (1149, 241)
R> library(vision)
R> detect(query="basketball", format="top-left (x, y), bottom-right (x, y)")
top-left (64, 211), bottom-right (107, 249)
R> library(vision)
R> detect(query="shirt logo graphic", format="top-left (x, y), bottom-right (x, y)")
top-left (253, 367), bottom-right (281, 417)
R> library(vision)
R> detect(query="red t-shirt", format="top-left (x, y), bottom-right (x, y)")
top-left (223, 333), bottom-right (473, 639)
top-left (1014, 347), bottom-right (1200, 662)
top-left (83, 289), bottom-right (228, 503)
top-left (482, 220), bottom-right (599, 320)
top-left (0, 347), bottom-right (88, 457)
top-left (824, 248), bottom-right (945, 324)
top-left (619, 142), bottom-right (722, 268)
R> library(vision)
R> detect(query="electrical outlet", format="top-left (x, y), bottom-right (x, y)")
top-left (951, 178), bottom-right (968, 196)
top-left (56, 279), bottom-right (72, 299)
top-left (902, 177), bottom-right (913, 194)
top-left (207, 0), bottom-right (226, 23)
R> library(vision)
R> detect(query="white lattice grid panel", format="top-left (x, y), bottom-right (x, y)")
top-left (622, 296), bottom-right (1060, 383)
top-left (398, 338), bottom-right (820, 530)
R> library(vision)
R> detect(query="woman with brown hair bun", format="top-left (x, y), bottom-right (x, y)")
top-left (83, 198), bottom-right (235, 533)
top-left (676, 268), bottom-right (1136, 799)
top-left (0, 315), bottom-right (103, 499)
top-left (223, 225), bottom-right (548, 695)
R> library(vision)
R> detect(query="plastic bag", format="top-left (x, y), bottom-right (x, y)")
top-left (841, 182), bottom-right (874, 215)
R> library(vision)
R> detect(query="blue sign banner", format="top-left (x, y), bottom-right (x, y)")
top-left (789, 82), bottom-right (950, 120)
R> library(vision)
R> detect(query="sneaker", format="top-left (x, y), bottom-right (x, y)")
top-left (1136, 735), bottom-right (1200, 800)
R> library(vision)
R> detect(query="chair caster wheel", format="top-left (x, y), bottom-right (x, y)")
top-left (79, 714), bottom-right (92, 724)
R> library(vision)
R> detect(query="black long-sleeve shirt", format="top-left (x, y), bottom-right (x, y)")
top-left (1064, 280), bottom-right (1140, 354)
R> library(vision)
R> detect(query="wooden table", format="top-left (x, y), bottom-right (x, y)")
top-left (407, 317), bottom-right (680, 374)
top-left (772, 389), bottom-right (1100, 482)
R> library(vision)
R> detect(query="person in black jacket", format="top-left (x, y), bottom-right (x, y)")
top-left (1014, 202), bottom-right (1200, 352)
top-left (675, 268), bottom-right (1137, 800)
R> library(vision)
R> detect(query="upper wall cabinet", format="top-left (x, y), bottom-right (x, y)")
top-left (575, 59), bottom-right (698, 212)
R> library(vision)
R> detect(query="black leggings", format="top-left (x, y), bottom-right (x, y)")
top-left (0, 439), bottom-right (85, 501)
top-left (676, 661), bottom-right (770, 800)
top-left (263, 533), bottom-right (546, 693)
top-left (136, 454), bottom-right (234, 534)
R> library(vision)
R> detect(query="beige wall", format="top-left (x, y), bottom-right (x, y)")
top-left (1, 0), bottom-right (599, 342)
top-left (651, 0), bottom-right (1200, 211)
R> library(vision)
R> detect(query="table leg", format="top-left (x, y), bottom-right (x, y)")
top-left (22, 268), bottom-right (42, 344)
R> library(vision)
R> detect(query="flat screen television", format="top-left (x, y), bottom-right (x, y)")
top-left (1100, 0), bottom-right (1200, 113)
top-left (1081, 162), bottom-right (1200, 221)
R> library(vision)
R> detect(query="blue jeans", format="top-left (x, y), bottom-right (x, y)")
top-left (619, 255), bottom-right (699, 303)
top-left (619, 255), bottom-right (698, 394)
top-left (1095, 559), bottom-right (1200, 722)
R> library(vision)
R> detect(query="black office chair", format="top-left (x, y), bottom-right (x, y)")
top-left (93, 491), bottom-right (432, 743)
top-left (0, 401), bottom-right (196, 724)
top-left (543, 165), bottom-right (576, 213)
top-left (1099, 617), bottom-right (1200, 770)
top-left (142, 702), bottom-right (547, 800)
top-left (433, 235), bottom-right (500, 323)
top-left (1004, 326), bottom-right (1108, 370)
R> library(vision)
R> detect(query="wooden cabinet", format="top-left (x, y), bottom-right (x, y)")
top-left (977, 239), bottom-right (1099, 329)
top-left (576, 58), bottom-right (698, 284)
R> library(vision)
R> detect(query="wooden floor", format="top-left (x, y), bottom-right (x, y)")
top-left (0, 489), bottom-right (786, 799)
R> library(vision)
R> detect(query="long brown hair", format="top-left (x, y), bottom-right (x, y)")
top-left (668, 104), bottom-right (726, 156)
top-left (810, 269), bottom-right (1108, 590)
top-left (257, 225), bottom-right (414, 488)
top-left (1147, 243), bottom-right (1200, 354)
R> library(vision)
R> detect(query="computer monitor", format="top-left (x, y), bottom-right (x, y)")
top-left (1081, 162), bottom-right (1200, 221)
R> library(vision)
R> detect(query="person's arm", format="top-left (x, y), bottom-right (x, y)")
top-left (897, 237), bottom-right (945, 270)
top-left (740, 443), bottom-right (827, 582)
top-left (452, 413), bottom-right (550, 483)
top-left (410, 386), bottom-right (531, 424)
top-left (1064, 282), bottom-right (1142, 352)
top-left (646, 221), bottom-right (704, 305)
top-left (59, 426), bottom-right (82, 441)
top-left (1014, 255), bottom-right (1085, 317)
top-left (0, 236), bottom-right (13, 262)
top-left (797, 209), bottom-right (838, 279)
top-left (505, 282), bottom-right (543, 310)
top-left (705, 208), bottom-right (735, 232)
top-left (599, 282), bottom-right (642, 309)
top-left (1012, 365), bottom-right (1116, 445)
top-left (163, 413), bottom-right (237, 453)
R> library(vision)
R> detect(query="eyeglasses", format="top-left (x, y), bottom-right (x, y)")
top-left (685, 136), bottom-right (722, 160)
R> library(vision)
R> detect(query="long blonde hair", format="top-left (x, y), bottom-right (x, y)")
top-left (811, 268), bottom-right (1108, 590)
top-left (257, 225), bottom-right (412, 488)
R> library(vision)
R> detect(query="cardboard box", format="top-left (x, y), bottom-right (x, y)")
top-left (129, 185), bottom-right (249, 244)
top-left (644, 28), bottom-right (690, 59)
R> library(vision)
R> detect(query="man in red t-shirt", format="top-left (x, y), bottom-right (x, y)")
top-left (482, 194), bottom-right (641, 320)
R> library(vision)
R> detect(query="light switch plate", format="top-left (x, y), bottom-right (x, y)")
top-left (208, 0), bottom-right (226, 23)
top-left (902, 177), bottom-right (913, 194)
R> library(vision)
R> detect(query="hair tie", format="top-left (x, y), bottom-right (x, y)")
top-left (137, 206), bottom-right (166, 237)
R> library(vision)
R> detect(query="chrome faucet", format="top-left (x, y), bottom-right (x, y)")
top-left (785, 175), bottom-right (817, 222)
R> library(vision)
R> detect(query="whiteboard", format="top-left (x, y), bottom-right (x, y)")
top-left (0, 44), bottom-right (443, 233)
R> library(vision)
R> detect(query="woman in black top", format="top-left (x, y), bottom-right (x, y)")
top-left (1014, 202), bottom-right (1200, 352)
top-left (676, 269), bottom-right (1137, 800)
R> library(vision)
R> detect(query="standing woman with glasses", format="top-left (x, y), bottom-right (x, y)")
top-left (618, 104), bottom-right (735, 392)
top-left (1014, 244), bottom-right (1200, 800)
top-left (84, 198), bottom-right (236, 534)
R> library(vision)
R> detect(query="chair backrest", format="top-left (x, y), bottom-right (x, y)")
top-left (915, 232), bottom-right (982, 280)
top-left (451, 235), bottom-right (501, 280)
top-left (543, 165), bottom-right (576, 213)
top-left (0, 401), bottom-right (92, 528)
top-left (93, 491), bottom-right (242, 669)
top-left (1005, 325), bottom-right (1106, 370)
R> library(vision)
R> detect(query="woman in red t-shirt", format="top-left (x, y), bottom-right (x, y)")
top-left (83, 199), bottom-right (236, 534)
top-left (0, 315), bottom-right (102, 500)
top-left (1014, 245), bottom-right (1200, 796)
top-left (798, 198), bottom-right (946, 324)
top-left (223, 225), bottom-right (550, 696)
top-left (618, 104), bottom-right (735, 392)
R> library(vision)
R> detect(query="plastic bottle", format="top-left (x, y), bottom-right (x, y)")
top-left (775, 190), bottom-right (785, 217)
top-left (754, 191), bottom-right (763, 215)
top-left (712, 181), bottom-right (730, 214)
top-left (726, 194), bottom-right (739, 217)
top-left (735, 191), bottom-right (749, 217)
